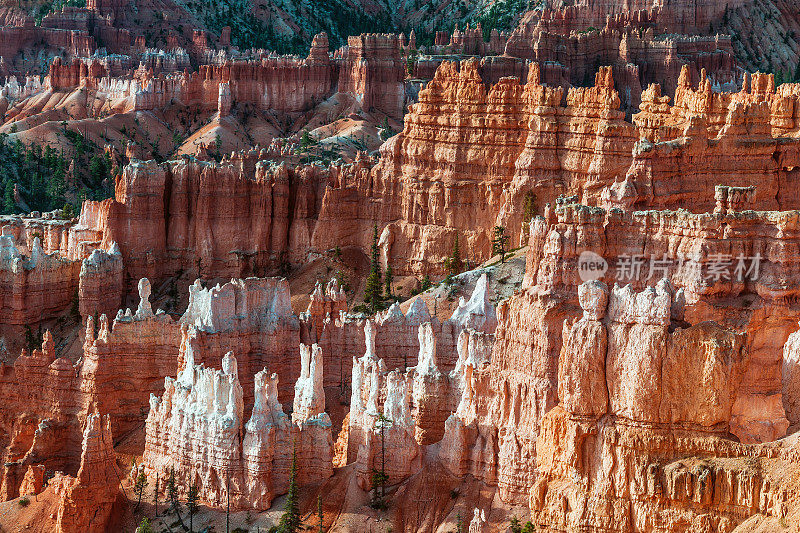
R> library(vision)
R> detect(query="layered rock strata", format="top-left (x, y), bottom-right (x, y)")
top-left (25, 62), bottom-right (800, 283)
top-left (143, 346), bottom-right (333, 509)
top-left (51, 413), bottom-right (118, 533)
top-left (435, 197), bottom-right (800, 515)
top-left (0, 275), bottom-right (301, 502)
top-left (78, 242), bottom-right (123, 323)
top-left (0, 235), bottom-right (80, 331)
top-left (530, 280), bottom-right (796, 532)
top-left (348, 350), bottom-right (421, 489)
top-left (177, 277), bottom-right (301, 406)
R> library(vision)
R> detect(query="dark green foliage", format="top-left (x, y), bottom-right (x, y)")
top-left (334, 269), bottom-right (350, 293)
top-left (134, 467), bottom-right (148, 511)
top-left (25, 325), bottom-right (42, 353)
top-left (384, 264), bottom-right (393, 299)
top-left (136, 517), bottom-right (153, 533)
top-left (369, 468), bottom-right (389, 509)
top-left (30, 0), bottom-right (86, 24)
top-left (406, 49), bottom-right (419, 77)
top-left (18, 496), bottom-right (30, 507)
top-left (476, 0), bottom-right (533, 40)
top-left (317, 494), bottom-right (324, 533)
top-left (297, 129), bottom-right (341, 163)
top-left (71, 289), bottom-right (80, 320)
top-left (379, 118), bottom-right (396, 141)
top-left (167, 467), bottom-right (188, 531)
top-left (0, 131), bottom-right (113, 216)
top-left (299, 130), bottom-right (316, 151)
top-left (0, 135), bottom-right (68, 214)
top-left (198, 0), bottom-right (392, 54)
top-left (492, 226), bottom-right (509, 263)
top-left (363, 225), bottom-right (384, 313)
top-left (509, 517), bottom-right (536, 533)
top-left (167, 467), bottom-right (178, 506)
top-left (521, 191), bottom-right (537, 242)
top-left (443, 234), bottom-right (463, 276)
top-left (277, 447), bottom-right (301, 532)
top-left (421, 275), bottom-right (433, 291)
top-left (370, 413), bottom-right (391, 510)
top-left (187, 483), bottom-right (199, 533)
top-left (153, 472), bottom-right (159, 517)
top-left (3, 181), bottom-right (16, 214)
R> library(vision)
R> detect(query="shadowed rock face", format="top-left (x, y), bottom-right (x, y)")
top-left (50, 414), bottom-right (117, 533)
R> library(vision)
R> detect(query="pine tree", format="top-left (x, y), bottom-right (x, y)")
top-left (25, 325), bottom-right (36, 353)
top-left (444, 234), bottom-right (462, 276)
top-left (456, 512), bottom-right (464, 533)
top-left (134, 466), bottom-right (148, 511)
top-left (187, 482), bottom-right (199, 533)
top-left (153, 472), bottom-right (159, 517)
top-left (167, 467), bottom-right (187, 531)
top-left (317, 494), bottom-right (324, 533)
top-left (509, 517), bottom-right (535, 533)
top-left (136, 517), bottom-right (153, 533)
top-left (3, 181), bottom-right (16, 214)
top-left (278, 446), bottom-right (301, 532)
top-left (167, 467), bottom-right (177, 505)
top-left (370, 413), bottom-right (392, 510)
top-left (363, 224), bottom-right (383, 313)
top-left (421, 275), bottom-right (433, 291)
top-left (384, 264), bottom-right (393, 299)
top-left (492, 226), bottom-right (509, 263)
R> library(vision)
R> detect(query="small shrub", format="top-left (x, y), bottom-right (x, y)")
top-left (18, 496), bottom-right (30, 507)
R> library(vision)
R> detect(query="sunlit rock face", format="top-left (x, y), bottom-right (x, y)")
top-left (143, 346), bottom-right (333, 510)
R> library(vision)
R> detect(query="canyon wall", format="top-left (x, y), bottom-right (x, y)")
top-left (0, 235), bottom-right (80, 331)
top-left (10, 31), bottom-right (408, 119)
top-left (529, 280), bottom-right (796, 531)
top-left (51, 413), bottom-right (119, 533)
top-left (431, 195), bottom-right (800, 519)
top-left (338, 34), bottom-right (406, 119)
top-left (22, 59), bottom-right (799, 288)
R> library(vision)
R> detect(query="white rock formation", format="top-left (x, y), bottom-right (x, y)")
top-left (136, 277), bottom-right (153, 318)
top-left (469, 509), bottom-right (486, 533)
top-left (292, 343), bottom-right (325, 423)
top-left (450, 327), bottom-right (493, 397)
top-left (144, 344), bottom-right (333, 511)
top-left (449, 273), bottom-right (497, 333)
top-left (181, 277), bottom-right (295, 332)
top-left (405, 296), bottom-right (433, 326)
top-left (578, 279), bottom-right (608, 320)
